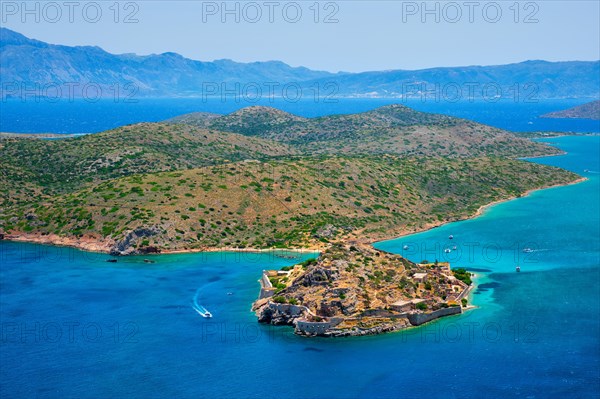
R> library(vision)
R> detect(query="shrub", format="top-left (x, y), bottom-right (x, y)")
top-left (272, 296), bottom-right (286, 304)
top-left (461, 298), bottom-right (468, 307)
top-left (299, 258), bottom-right (318, 268)
top-left (452, 268), bottom-right (472, 285)
top-left (416, 302), bottom-right (427, 311)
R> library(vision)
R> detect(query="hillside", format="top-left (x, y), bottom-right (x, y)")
top-left (2, 28), bottom-right (599, 99)
top-left (1, 104), bottom-right (561, 210)
top-left (0, 104), bottom-right (582, 255)
top-left (0, 123), bottom-right (294, 202)
top-left (541, 100), bottom-right (600, 120)
top-left (0, 155), bottom-right (578, 254)
top-left (167, 105), bottom-right (561, 158)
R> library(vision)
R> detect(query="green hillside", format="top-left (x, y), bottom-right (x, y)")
top-left (167, 105), bottom-right (561, 158)
top-left (1, 155), bottom-right (578, 254)
top-left (0, 105), bottom-right (580, 254)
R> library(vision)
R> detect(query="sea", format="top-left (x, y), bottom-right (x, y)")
top-left (0, 98), bottom-right (599, 398)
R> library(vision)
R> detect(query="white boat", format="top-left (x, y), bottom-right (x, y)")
top-left (444, 248), bottom-right (451, 253)
top-left (403, 245), bottom-right (409, 250)
top-left (522, 248), bottom-right (534, 253)
top-left (452, 246), bottom-right (457, 250)
top-left (516, 265), bottom-right (521, 272)
top-left (192, 288), bottom-right (212, 318)
top-left (448, 235), bottom-right (454, 239)
top-left (193, 306), bottom-right (212, 318)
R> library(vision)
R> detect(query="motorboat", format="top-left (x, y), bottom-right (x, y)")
top-left (194, 307), bottom-right (212, 318)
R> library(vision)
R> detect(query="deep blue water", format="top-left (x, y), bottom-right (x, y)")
top-left (1, 105), bottom-right (599, 398)
top-left (1, 97), bottom-right (599, 134)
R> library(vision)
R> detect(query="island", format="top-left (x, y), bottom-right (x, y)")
top-left (253, 243), bottom-right (473, 336)
top-left (541, 100), bottom-right (600, 120)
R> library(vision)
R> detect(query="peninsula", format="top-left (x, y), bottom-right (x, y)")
top-left (0, 105), bottom-right (579, 255)
top-left (541, 100), bottom-right (600, 120)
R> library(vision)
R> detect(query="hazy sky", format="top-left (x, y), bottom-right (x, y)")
top-left (3, 1), bottom-right (599, 72)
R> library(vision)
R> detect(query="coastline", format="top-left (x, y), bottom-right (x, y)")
top-left (2, 177), bottom-right (587, 256)
top-left (373, 175), bottom-right (587, 245)
top-left (1, 231), bottom-right (323, 256)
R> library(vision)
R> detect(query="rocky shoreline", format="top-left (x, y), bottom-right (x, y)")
top-left (0, 230), bottom-right (323, 256)
top-left (253, 296), bottom-right (465, 338)
top-left (251, 243), bottom-right (472, 337)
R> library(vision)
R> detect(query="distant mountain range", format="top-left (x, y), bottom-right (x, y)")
top-left (1, 28), bottom-right (599, 99)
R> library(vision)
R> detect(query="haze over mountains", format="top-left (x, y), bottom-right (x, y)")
top-left (1, 28), bottom-right (598, 99)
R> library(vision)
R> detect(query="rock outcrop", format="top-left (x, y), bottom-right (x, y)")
top-left (256, 302), bottom-right (309, 325)
top-left (109, 226), bottom-right (161, 256)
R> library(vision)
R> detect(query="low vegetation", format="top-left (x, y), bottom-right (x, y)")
top-left (0, 105), bottom-right (580, 254)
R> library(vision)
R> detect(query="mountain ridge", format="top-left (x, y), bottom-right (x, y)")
top-left (2, 28), bottom-right (598, 99)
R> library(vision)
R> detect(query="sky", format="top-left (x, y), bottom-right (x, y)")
top-left (2, 0), bottom-right (599, 72)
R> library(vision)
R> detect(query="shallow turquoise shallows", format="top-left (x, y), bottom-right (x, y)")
top-left (1, 135), bottom-right (599, 398)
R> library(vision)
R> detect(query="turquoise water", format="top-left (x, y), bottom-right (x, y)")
top-left (1, 136), bottom-right (599, 398)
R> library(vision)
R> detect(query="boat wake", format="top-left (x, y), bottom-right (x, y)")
top-left (192, 288), bottom-right (212, 318)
